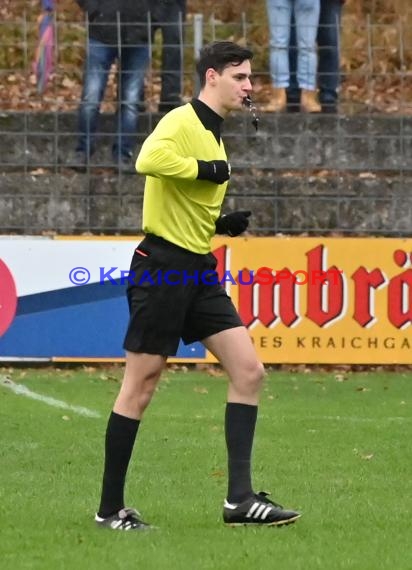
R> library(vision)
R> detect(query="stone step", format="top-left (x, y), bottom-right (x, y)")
top-left (1, 171), bottom-right (410, 235)
top-left (1, 112), bottom-right (411, 172)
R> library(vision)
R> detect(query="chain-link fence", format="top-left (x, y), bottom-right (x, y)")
top-left (0, 11), bottom-right (411, 236)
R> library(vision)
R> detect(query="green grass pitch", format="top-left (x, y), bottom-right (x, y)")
top-left (1, 366), bottom-right (411, 570)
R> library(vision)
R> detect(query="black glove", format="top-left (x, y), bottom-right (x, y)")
top-left (197, 160), bottom-right (231, 184)
top-left (215, 210), bottom-right (251, 237)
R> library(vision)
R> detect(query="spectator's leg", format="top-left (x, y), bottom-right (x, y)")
top-left (317, 0), bottom-right (342, 112)
top-left (295, 0), bottom-right (321, 112)
top-left (113, 45), bottom-right (149, 165)
top-left (287, 11), bottom-right (300, 111)
top-left (76, 39), bottom-right (115, 161)
top-left (266, 0), bottom-right (293, 112)
top-left (159, 2), bottom-right (185, 112)
top-left (137, 23), bottom-right (159, 113)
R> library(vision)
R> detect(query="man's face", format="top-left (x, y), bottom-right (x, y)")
top-left (214, 60), bottom-right (253, 113)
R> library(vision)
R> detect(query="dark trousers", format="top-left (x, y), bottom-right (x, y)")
top-left (152, 0), bottom-right (186, 110)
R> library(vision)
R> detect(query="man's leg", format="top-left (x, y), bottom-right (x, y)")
top-left (204, 327), bottom-right (263, 502)
top-left (266, 0), bottom-right (293, 112)
top-left (76, 39), bottom-right (115, 162)
top-left (295, 0), bottom-right (321, 112)
top-left (159, 1), bottom-right (185, 112)
top-left (114, 45), bottom-right (149, 166)
top-left (317, 0), bottom-right (342, 112)
top-left (287, 11), bottom-right (301, 111)
top-left (96, 351), bottom-right (166, 527)
top-left (203, 327), bottom-right (300, 525)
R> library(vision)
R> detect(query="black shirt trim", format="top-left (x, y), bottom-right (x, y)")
top-left (190, 98), bottom-right (223, 145)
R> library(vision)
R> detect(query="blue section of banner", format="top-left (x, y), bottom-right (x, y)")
top-left (17, 280), bottom-right (125, 315)
top-left (0, 285), bottom-right (205, 359)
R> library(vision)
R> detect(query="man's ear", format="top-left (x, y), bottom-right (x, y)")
top-left (205, 67), bottom-right (218, 85)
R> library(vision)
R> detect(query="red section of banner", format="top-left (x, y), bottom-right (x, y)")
top-left (0, 259), bottom-right (18, 336)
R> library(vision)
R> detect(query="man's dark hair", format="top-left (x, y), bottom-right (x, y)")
top-left (196, 41), bottom-right (253, 88)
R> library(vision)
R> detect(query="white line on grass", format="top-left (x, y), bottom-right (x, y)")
top-left (0, 376), bottom-right (100, 418)
top-left (312, 415), bottom-right (410, 423)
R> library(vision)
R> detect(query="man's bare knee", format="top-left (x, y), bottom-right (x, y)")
top-left (114, 353), bottom-right (165, 418)
top-left (248, 360), bottom-right (265, 389)
top-left (135, 370), bottom-right (161, 411)
top-left (231, 360), bottom-right (265, 398)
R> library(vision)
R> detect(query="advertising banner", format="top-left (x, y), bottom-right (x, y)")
top-left (1, 236), bottom-right (411, 363)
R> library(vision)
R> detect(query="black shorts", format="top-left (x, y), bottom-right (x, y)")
top-left (123, 234), bottom-right (243, 356)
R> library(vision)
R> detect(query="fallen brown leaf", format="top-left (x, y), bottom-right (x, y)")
top-left (193, 386), bottom-right (208, 394)
top-left (210, 470), bottom-right (225, 478)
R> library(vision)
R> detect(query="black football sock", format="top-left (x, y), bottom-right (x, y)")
top-left (225, 402), bottom-right (258, 504)
top-left (98, 411), bottom-right (140, 518)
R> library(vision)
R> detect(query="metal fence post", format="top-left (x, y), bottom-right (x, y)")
top-left (193, 13), bottom-right (203, 97)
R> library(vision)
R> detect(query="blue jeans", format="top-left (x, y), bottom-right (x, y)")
top-left (289, 0), bottom-right (342, 103)
top-left (77, 39), bottom-right (149, 158)
top-left (266, 0), bottom-right (320, 90)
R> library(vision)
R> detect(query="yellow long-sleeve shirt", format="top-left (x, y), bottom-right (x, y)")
top-left (136, 102), bottom-right (228, 254)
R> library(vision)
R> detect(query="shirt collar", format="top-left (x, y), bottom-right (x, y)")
top-left (190, 98), bottom-right (223, 144)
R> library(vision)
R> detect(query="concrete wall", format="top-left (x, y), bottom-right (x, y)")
top-left (0, 112), bottom-right (411, 235)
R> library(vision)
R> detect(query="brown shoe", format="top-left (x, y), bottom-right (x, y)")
top-left (300, 89), bottom-right (321, 113)
top-left (272, 87), bottom-right (287, 112)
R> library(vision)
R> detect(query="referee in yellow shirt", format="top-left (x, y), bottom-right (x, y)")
top-left (94, 41), bottom-right (301, 530)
